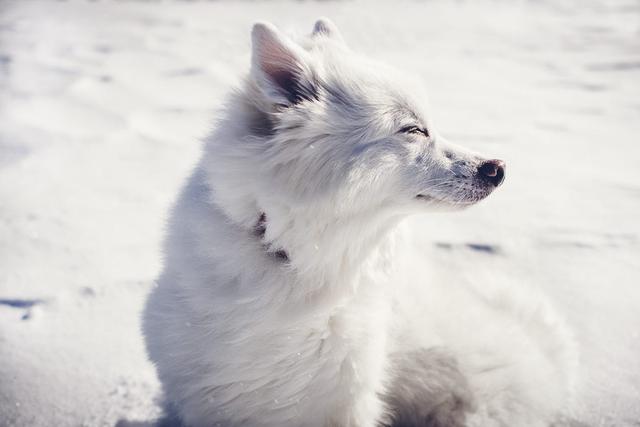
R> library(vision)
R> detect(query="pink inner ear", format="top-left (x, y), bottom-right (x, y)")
top-left (253, 27), bottom-right (314, 104)
top-left (258, 38), bottom-right (302, 80)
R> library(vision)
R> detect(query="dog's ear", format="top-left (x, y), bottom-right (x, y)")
top-left (312, 18), bottom-right (345, 45)
top-left (251, 22), bottom-right (317, 106)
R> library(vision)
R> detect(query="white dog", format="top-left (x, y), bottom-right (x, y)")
top-left (143, 19), bottom-right (577, 427)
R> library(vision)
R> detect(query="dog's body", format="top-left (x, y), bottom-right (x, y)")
top-left (143, 20), bottom-right (577, 427)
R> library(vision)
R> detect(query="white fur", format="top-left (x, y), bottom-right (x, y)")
top-left (143, 19), bottom-right (577, 427)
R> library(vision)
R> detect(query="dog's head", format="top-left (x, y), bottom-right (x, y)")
top-left (207, 19), bottom-right (505, 227)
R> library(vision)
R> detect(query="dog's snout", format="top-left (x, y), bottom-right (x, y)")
top-left (477, 159), bottom-right (506, 187)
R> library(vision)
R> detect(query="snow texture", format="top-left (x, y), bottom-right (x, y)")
top-left (0, 1), bottom-right (639, 426)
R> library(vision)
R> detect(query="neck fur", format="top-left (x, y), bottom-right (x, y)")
top-left (254, 203), bottom-right (404, 298)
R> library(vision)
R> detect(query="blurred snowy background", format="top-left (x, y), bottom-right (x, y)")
top-left (0, 0), bottom-right (639, 426)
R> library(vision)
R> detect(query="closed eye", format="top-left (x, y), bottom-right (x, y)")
top-left (399, 125), bottom-right (430, 139)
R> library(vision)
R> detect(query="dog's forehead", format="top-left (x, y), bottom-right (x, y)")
top-left (321, 64), bottom-right (425, 123)
top-left (297, 37), bottom-right (428, 126)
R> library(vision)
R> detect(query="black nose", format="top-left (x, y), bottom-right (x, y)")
top-left (477, 159), bottom-right (506, 187)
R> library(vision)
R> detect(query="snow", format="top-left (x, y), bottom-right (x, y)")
top-left (1, 0), bottom-right (639, 426)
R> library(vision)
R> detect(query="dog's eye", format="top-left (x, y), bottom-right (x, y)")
top-left (400, 126), bottom-right (430, 138)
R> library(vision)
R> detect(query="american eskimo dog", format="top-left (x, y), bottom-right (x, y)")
top-left (143, 19), bottom-right (577, 427)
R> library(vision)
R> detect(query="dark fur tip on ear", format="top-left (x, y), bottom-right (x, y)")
top-left (312, 17), bottom-right (345, 44)
top-left (312, 18), bottom-right (334, 36)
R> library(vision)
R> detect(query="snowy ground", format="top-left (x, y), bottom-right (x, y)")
top-left (0, 1), bottom-right (639, 426)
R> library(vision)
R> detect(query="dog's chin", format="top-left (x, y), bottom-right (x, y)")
top-left (415, 190), bottom-right (492, 210)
